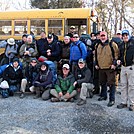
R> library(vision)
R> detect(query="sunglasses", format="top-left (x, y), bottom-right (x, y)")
top-left (122, 34), bottom-right (128, 37)
top-left (73, 36), bottom-right (79, 38)
top-left (78, 62), bottom-right (84, 64)
top-left (31, 61), bottom-right (37, 63)
top-left (100, 35), bottom-right (106, 37)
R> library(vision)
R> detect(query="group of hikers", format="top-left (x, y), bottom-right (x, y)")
top-left (0, 25), bottom-right (134, 111)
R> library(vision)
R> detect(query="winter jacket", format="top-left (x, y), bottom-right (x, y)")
top-left (36, 38), bottom-right (47, 56)
top-left (5, 44), bottom-right (18, 59)
top-left (19, 42), bottom-right (38, 65)
top-left (74, 66), bottom-right (92, 87)
top-left (119, 38), bottom-right (134, 66)
top-left (19, 42), bottom-right (38, 58)
top-left (33, 69), bottom-right (53, 88)
top-left (70, 40), bottom-right (87, 63)
top-left (45, 40), bottom-right (60, 61)
top-left (25, 64), bottom-right (40, 83)
top-left (2, 64), bottom-right (23, 86)
top-left (55, 73), bottom-right (75, 94)
top-left (95, 40), bottom-right (119, 69)
top-left (61, 41), bottom-right (71, 59)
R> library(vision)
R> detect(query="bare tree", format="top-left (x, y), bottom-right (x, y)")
top-left (0, 0), bottom-right (13, 11)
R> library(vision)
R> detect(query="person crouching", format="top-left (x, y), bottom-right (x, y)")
top-left (33, 62), bottom-right (53, 100)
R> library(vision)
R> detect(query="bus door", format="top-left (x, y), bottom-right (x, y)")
top-left (65, 19), bottom-right (88, 36)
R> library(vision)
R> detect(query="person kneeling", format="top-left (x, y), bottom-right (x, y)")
top-left (50, 64), bottom-right (77, 102)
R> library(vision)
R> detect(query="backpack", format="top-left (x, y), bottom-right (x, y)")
top-left (80, 34), bottom-right (91, 46)
top-left (44, 61), bottom-right (57, 85)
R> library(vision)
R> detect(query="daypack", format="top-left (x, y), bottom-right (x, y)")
top-left (80, 34), bottom-right (91, 46)
top-left (44, 61), bottom-right (57, 85)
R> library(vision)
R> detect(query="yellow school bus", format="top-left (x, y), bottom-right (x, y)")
top-left (0, 8), bottom-right (98, 42)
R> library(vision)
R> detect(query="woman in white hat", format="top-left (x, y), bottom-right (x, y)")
top-left (0, 38), bottom-right (18, 65)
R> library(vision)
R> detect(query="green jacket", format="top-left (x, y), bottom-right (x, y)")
top-left (55, 73), bottom-right (75, 94)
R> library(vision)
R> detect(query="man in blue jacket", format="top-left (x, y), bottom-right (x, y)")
top-left (70, 34), bottom-right (87, 73)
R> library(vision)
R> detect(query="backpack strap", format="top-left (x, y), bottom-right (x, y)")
top-left (109, 41), bottom-right (115, 60)
top-left (94, 43), bottom-right (99, 66)
top-left (95, 41), bottom-right (115, 66)
top-left (77, 42), bottom-right (82, 56)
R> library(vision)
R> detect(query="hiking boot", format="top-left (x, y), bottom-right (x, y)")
top-left (77, 99), bottom-right (86, 106)
top-left (117, 103), bottom-right (127, 109)
top-left (98, 97), bottom-right (107, 101)
top-left (9, 91), bottom-right (14, 96)
top-left (20, 93), bottom-right (25, 99)
top-left (129, 105), bottom-right (134, 111)
top-left (107, 101), bottom-right (115, 107)
top-left (33, 94), bottom-right (40, 99)
top-left (89, 91), bottom-right (93, 98)
top-left (68, 98), bottom-right (74, 102)
top-left (51, 97), bottom-right (60, 102)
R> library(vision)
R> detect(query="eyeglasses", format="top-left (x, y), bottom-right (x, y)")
top-left (73, 36), bottom-right (79, 38)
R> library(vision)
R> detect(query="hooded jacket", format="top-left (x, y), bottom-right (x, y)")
top-left (33, 62), bottom-right (53, 88)
top-left (2, 64), bottom-right (23, 85)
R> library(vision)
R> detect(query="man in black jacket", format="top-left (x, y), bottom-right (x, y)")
top-left (73, 58), bottom-right (93, 105)
top-left (36, 31), bottom-right (47, 57)
top-left (117, 30), bottom-right (134, 111)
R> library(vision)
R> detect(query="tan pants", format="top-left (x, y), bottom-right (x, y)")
top-left (20, 78), bottom-right (35, 93)
top-left (80, 83), bottom-right (94, 100)
top-left (120, 65), bottom-right (134, 106)
top-left (50, 89), bottom-right (77, 101)
top-left (20, 79), bottom-right (27, 92)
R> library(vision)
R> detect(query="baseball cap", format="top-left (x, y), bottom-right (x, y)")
top-left (70, 26), bottom-right (75, 29)
top-left (78, 58), bottom-right (86, 64)
top-left (116, 30), bottom-right (122, 34)
top-left (122, 30), bottom-right (129, 35)
top-left (47, 33), bottom-right (53, 39)
top-left (62, 64), bottom-right (70, 70)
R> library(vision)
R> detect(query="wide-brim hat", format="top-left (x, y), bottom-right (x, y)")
top-left (7, 38), bottom-right (15, 45)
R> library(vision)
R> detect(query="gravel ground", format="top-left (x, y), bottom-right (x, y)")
top-left (0, 86), bottom-right (134, 134)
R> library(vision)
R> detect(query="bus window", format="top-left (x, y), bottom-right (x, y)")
top-left (48, 19), bottom-right (62, 35)
top-left (14, 20), bottom-right (27, 35)
top-left (66, 19), bottom-right (87, 34)
top-left (31, 20), bottom-right (45, 36)
top-left (0, 21), bottom-right (12, 35)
